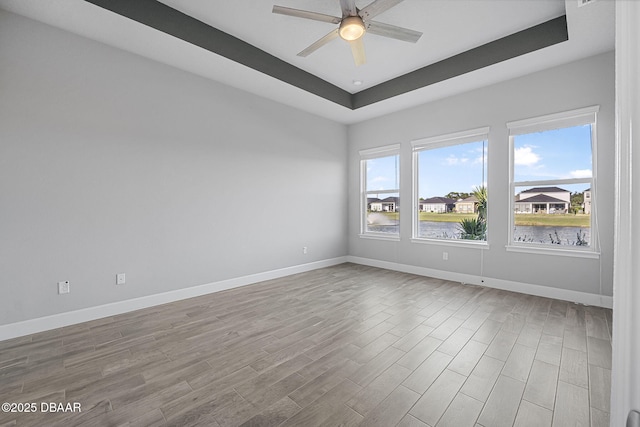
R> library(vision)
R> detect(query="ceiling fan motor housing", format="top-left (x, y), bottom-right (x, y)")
top-left (339, 16), bottom-right (366, 41)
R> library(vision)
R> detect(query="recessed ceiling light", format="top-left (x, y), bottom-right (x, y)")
top-left (353, 80), bottom-right (363, 86)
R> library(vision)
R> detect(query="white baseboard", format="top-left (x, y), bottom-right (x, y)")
top-left (0, 255), bottom-right (612, 342)
top-left (347, 256), bottom-right (613, 309)
top-left (0, 257), bottom-right (348, 341)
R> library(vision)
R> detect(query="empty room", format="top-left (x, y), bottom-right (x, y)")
top-left (1, 0), bottom-right (638, 426)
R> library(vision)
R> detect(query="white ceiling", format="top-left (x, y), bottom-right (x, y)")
top-left (0, 0), bottom-right (615, 124)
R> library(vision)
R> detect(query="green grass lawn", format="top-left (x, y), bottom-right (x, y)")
top-left (417, 212), bottom-right (476, 222)
top-left (373, 212), bottom-right (590, 227)
top-left (512, 213), bottom-right (590, 227)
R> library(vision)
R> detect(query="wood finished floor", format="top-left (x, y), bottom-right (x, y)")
top-left (0, 263), bottom-right (612, 427)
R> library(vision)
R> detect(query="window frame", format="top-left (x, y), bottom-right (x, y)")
top-left (359, 144), bottom-right (401, 241)
top-left (506, 106), bottom-right (600, 258)
top-left (410, 127), bottom-right (490, 247)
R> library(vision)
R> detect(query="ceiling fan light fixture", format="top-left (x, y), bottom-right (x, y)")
top-left (339, 16), bottom-right (366, 41)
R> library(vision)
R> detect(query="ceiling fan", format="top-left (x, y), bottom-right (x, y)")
top-left (272, 0), bottom-right (422, 66)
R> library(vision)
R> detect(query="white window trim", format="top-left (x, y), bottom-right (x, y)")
top-left (411, 127), bottom-right (490, 245)
top-left (507, 106), bottom-right (599, 256)
top-left (359, 144), bottom-right (401, 240)
top-left (411, 237), bottom-right (490, 249)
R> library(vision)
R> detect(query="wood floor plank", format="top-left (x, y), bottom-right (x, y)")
top-left (346, 363), bottom-right (412, 415)
top-left (287, 359), bottom-right (360, 408)
top-left (409, 369), bottom-right (467, 426)
top-left (429, 316), bottom-right (465, 341)
top-left (437, 326), bottom-right (475, 356)
top-left (448, 340), bottom-right (487, 377)
top-left (460, 355), bottom-right (504, 403)
top-left (238, 396), bottom-right (300, 427)
top-left (485, 330), bottom-right (519, 362)
top-left (535, 334), bottom-right (563, 366)
top-left (460, 309), bottom-right (491, 332)
top-left (435, 392), bottom-right (483, 427)
top-left (0, 264), bottom-right (611, 427)
top-left (396, 336), bottom-right (443, 371)
top-left (563, 325), bottom-right (588, 352)
top-left (279, 379), bottom-right (361, 427)
top-left (397, 414), bottom-right (429, 427)
top-left (359, 385), bottom-right (421, 427)
top-left (522, 360), bottom-right (559, 410)
top-left (402, 350), bottom-right (453, 394)
top-left (477, 375), bottom-right (526, 427)
top-left (502, 343), bottom-right (536, 382)
top-left (552, 381), bottom-right (590, 427)
top-left (591, 407), bottom-right (610, 427)
top-left (516, 323), bottom-right (544, 349)
top-left (347, 346), bottom-right (405, 387)
top-left (585, 310), bottom-right (610, 340)
top-left (472, 319), bottom-right (503, 345)
top-left (352, 332), bottom-right (401, 364)
top-left (393, 325), bottom-right (435, 352)
top-left (514, 400), bottom-right (553, 427)
top-left (588, 365), bottom-right (611, 413)
top-left (321, 404), bottom-right (364, 426)
top-left (587, 336), bottom-right (612, 369)
top-left (559, 347), bottom-right (588, 388)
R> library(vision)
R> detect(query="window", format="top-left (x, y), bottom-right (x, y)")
top-left (507, 106), bottom-right (598, 255)
top-left (412, 128), bottom-right (489, 243)
top-left (360, 145), bottom-right (400, 238)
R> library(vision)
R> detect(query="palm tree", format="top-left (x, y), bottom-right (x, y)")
top-left (458, 186), bottom-right (487, 240)
top-left (458, 217), bottom-right (487, 240)
top-left (473, 186), bottom-right (487, 221)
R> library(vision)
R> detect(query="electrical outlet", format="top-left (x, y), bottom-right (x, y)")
top-left (442, 252), bottom-right (449, 261)
top-left (116, 273), bottom-right (126, 285)
top-left (58, 280), bottom-right (70, 294)
top-left (303, 247), bottom-right (307, 254)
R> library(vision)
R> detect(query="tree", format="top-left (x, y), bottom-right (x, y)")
top-left (472, 186), bottom-right (487, 221)
top-left (458, 217), bottom-right (487, 240)
top-left (445, 191), bottom-right (471, 200)
top-left (458, 186), bottom-right (487, 240)
top-left (570, 191), bottom-right (584, 214)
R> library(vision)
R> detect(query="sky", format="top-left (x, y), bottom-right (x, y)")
top-left (366, 124), bottom-right (592, 199)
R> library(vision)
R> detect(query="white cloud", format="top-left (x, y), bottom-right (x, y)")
top-left (570, 169), bottom-right (592, 178)
top-left (474, 150), bottom-right (488, 165)
top-left (370, 176), bottom-right (389, 183)
top-left (445, 155), bottom-right (469, 165)
top-left (514, 146), bottom-right (541, 166)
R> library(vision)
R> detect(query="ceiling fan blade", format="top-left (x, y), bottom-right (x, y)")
top-left (366, 21), bottom-right (422, 43)
top-left (359, 0), bottom-right (404, 21)
top-left (339, 0), bottom-right (358, 17)
top-left (272, 5), bottom-right (341, 24)
top-left (349, 38), bottom-right (366, 66)
top-left (297, 29), bottom-right (340, 57)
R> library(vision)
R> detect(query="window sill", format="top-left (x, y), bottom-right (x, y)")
top-left (506, 244), bottom-right (600, 259)
top-left (411, 238), bottom-right (489, 249)
top-left (359, 233), bottom-right (400, 242)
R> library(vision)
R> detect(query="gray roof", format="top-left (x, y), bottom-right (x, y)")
top-left (380, 196), bottom-right (399, 203)
top-left (521, 186), bottom-right (568, 193)
top-left (516, 194), bottom-right (567, 203)
top-left (421, 197), bottom-right (456, 204)
top-left (456, 196), bottom-right (478, 203)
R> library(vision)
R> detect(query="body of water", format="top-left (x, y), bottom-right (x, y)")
top-left (513, 225), bottom-right (590, 245)
top-left (369, 220), bottom-right (591, 246)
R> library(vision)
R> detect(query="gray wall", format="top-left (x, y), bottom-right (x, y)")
top-left (0, 11), bottom-right (348, 325)
top-left (0, 8), bottom-right (616, 328)
top-left (348, 51), bottom-right (615, 298)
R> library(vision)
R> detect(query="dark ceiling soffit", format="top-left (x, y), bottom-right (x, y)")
top-left (84, 0), bottom-right (567, 111)
top-left (353, 15), bottom-right (568, 109)
top-left (83, 0), bottom-right (353, 109)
